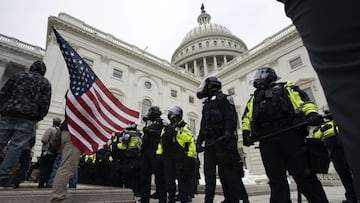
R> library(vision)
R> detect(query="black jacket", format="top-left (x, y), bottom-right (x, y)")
top-left (0, 71), bottom-right (51, 121)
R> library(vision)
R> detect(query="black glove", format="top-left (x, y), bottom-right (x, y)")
top-left (242, 130), bottom-right (254, 147)
top-left (306, 112), bottom-right (324, 126)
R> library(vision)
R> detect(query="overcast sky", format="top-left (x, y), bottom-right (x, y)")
top-left (0, 0), bottom-right (292, 61)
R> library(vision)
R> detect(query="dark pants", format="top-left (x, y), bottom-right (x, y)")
top-left (324, 136), bottom-right (357, 201)
top-left (140, 150), bottom-right (166, 203)
top-left (259, 130), bottom-right (328, 203)
top-left (12, 148), bottom-right (31, 187)
top-left (281, 0), bottom-right (360, 199)
top-left (38, 151), bottom-right (56, 188)
top-left (204, 146), bottom-right (248, 203)
top-left (162, 151), bottom-right (187, 203)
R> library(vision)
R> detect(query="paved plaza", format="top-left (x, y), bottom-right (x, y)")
top-left (0, 182), bottom-right (347, 203)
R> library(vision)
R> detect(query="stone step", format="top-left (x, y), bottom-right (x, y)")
top-left (0, 187), bottom-right (135, 203)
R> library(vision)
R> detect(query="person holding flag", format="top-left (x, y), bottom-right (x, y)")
top-left (51, 29), bottom-right (139, 203)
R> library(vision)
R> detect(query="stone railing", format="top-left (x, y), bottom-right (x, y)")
top-left (248, 25), bottom-right (296, 56)
top-left (59, 13), bottom-right (170, 67)
top-left (0, 33), bottom-right (45, 56)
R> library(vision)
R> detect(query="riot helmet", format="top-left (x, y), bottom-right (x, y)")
top-left (197, 76), bottom-right (222, 99)
top-left (252, 67), bottom-right (279, 90)
top-left (29, 60), bottom-right (47, 76)
top-left (167, 106), bottom-right (183, 124)
top-left (53, 117), bottom-right (61, 127)
top-left (143, 106), bottom-right (161, 122)
top-left (121, 132), bottom-right (131, 145)
top-left (126, 122), bottom-right (137, 131)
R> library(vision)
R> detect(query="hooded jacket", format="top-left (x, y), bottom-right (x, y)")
top-left (0, 68), bottom-right (51, 121)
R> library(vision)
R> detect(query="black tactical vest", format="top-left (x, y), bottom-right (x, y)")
top-left (252, 83), bottom-right (295, 135)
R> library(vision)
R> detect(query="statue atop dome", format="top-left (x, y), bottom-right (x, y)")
top-left (201, 3), bottom-right (205, 14)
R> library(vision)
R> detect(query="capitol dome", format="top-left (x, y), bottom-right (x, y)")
top-left (171, 4), bottom-right (248, 78)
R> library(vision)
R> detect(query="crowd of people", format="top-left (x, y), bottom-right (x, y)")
top-left (0, 59), bottom-right (358, 203)
top-left (1, 2), bottom-right (360, 200)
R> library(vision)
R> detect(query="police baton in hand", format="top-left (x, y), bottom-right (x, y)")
top-left (196, 134), bottom-right (228, 153)
top-left (250, 113), bottom-right (332, 143)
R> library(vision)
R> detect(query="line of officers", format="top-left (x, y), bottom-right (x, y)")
top-left (79, 66), bottom-right (356, 203)
top-left (77, 106), bottom-right (203, 203)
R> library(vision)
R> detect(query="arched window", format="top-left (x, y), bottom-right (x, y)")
top-left (141, 99), bottom-right (152, 123)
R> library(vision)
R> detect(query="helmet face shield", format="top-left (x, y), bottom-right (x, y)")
top-left (197, 77), bottom-right (222, 99)
top-left (250, 67), bottom-right (279, 89)
top-left (196, 78), bottom-right (208, 99)
top-left (167, 106), bottom-right (183, 124)
top-left (252, 68), bottom-right (270, 81)
top-left (143, 106), bottom-right (161, 121)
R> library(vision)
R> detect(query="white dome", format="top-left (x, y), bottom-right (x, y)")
top-left (171, 4), bottom-right (247, 65)
top-left (181, 23), bottom-right (234, 44)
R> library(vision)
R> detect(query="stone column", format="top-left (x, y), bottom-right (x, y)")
top-left (185, 63), bottom-right (189, 72)
top-left (223, 56), bottom-right (227, 64)
top-left (213, 56), bottom-right (218, 69)
top-left (193, 60), bottom-right (198, 77)
top-left (203, 57), bottom-right (208, 76)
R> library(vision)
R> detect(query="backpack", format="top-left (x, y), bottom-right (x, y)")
top-left (49, 127), bottom-right (62, 153)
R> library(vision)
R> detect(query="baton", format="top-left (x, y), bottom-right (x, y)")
top-left (250, 113), bottom-right (332, 143)
top-left (197, 135), bottom-right (227, 153)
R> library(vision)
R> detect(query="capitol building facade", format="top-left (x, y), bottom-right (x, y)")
top-left (0, 6), bottom-right (328, 175)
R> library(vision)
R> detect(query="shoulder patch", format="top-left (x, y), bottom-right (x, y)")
top-left (226, 96), bottom-right (234, 105)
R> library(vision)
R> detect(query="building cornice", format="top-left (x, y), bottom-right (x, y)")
top-left (46, 13), bottom-right (200, 85)
top-left (0, 33), bottom-right (45, 58)
top-left (217, 25), bottom-right (298, 77)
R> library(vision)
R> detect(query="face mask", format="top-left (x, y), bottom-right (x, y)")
top-left (253, 79), bottom-right (267, 90)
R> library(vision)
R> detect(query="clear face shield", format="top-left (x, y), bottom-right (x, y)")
top-left (167, 106), bottom-right (182, 124)
top-left (196, 78), bottom-right (208, 99)
top-left (250, 68), bottom-right (280, 89)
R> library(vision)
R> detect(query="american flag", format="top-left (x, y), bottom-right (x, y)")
top-left (54, 29), bottom-right (139, 155)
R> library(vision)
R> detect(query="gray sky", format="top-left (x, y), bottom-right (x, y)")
top-left (0, 0), bottom-right (292, 61)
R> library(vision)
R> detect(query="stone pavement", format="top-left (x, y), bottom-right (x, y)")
top-left (0, 182), bottom-right (347, 203)
top-left (142, 183), bottom-right (346, 203)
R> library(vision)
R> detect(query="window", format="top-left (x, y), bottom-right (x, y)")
top-left (228, 88), bottom-right (235, 96)
top-left (192, 45), bottom-right (195, 50)
top-left (213, 41), bottom-right (217, 46)
top-left (113, 69), bottom-right (123, 79)
top-left (83, 58), bottom-right (94, 68)
top-left (189, 118), bottom-right (196, 136)
top-left (289, 57), bottom-right (303, 69)
top-left (171, 89), bottom-right (177, 98)
top-left (141, 99), bottom-right (152, 123)
top-left (206, 41), bottom-right (210, 47)
top-left (144, 81), bottom-right (152, 89)
top-left (189, 96), bottom-right (194, 104)
top-left (199, 43), bottom-right (202, 49)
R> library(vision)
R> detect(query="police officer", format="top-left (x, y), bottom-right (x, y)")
top-left (313, 105), bottom-right (357, 203)
top-left (242, 67), bottom-right (328, 203)
top-left (197, 77), bottom-right (249, 203)
top-left (140, 106), bottom-right (166, 203)
top-left (117, 123), bottom-right (142, 196)
top-left (156, 106), bottom-right (196, 203)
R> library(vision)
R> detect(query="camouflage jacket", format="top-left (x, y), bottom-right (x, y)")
top-left (0, 71), bottom-right (51, 121)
